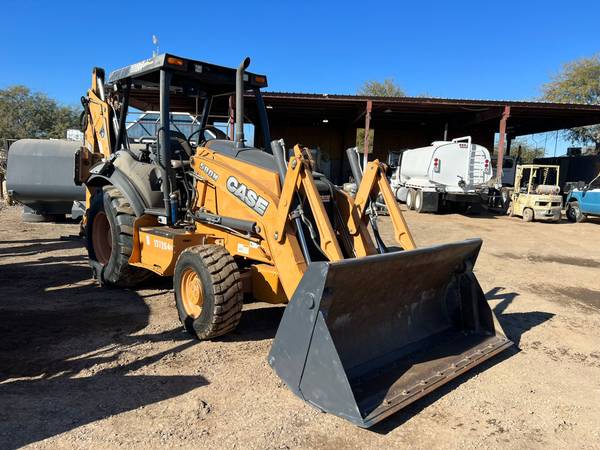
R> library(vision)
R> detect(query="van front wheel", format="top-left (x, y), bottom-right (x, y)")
top-left (566, 201), bottom-right (586, 223)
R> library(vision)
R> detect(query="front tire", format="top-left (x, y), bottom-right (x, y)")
top-left (174, 245), bottom-right (243, 340)
top-left (522, 208), bottom-right (534, 222)
top-left (86, 186), bottom-right (151, 287)
top-left (566, 201), bottom-right (586, 223)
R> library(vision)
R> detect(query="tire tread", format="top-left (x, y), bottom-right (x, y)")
top-left (87, 186), bottom-right (151, 287)
top-left (175, 245), bottom-right (243, 339)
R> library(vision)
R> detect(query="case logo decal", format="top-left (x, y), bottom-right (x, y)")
top-left (226, 176), bottom-right (269, 216)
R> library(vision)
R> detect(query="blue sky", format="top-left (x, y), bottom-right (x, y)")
top-left (1, 0), bottom-right (598, 154)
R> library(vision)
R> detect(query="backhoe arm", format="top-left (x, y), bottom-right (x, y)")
top-left (75, 67), bottom-right (116, 217)
top-left (82, 67), bottom-right (113, 159)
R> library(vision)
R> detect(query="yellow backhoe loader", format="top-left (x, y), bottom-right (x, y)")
top-left (71, 54), bottom-right (512, 427)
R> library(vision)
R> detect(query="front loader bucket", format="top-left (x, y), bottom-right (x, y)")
top-left (268, 239), bottom-right (512, 428)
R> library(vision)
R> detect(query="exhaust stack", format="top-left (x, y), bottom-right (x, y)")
top-left (235, 57), bottom-right (251, 148)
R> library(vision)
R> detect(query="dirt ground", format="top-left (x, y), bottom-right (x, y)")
top-left (1, 202), bottom-right (599, 449)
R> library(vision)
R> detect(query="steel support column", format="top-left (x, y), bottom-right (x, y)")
top-left (254, 89), bottom-right (271, 151)
top-left (363, 100), bottom-right (373, 171)
top-left (159, 69), bottom-right (173, 222)
top-left (115, 79), bottom-right (131, 150)
top-left (496, 106), bottom-right (511, 184)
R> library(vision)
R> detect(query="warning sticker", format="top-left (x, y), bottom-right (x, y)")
top-left (237, 243), bottom-right (250, 255)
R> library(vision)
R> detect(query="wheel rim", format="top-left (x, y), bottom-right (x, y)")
top-left (407, 191), bottom-right (413, 208)
top-left (415, 191), bottom-right (422, 210)
top-left (92, 211), bottom-right (112, 265)
top-left (180, 268), bottom-right (203, 319)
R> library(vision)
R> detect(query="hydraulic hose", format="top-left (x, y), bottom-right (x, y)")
top-left (271, 140), bottom-right (312, 263)
top-left (345, 147), bottom-right (387, 253)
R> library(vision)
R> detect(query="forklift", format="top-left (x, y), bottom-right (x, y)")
top-left (509, 164), bottom-right (562, 222)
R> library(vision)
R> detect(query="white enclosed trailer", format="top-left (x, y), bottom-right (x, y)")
top-left (390, 137), bottom-right (493, 213)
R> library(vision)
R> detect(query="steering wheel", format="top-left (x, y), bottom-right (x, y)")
top-left (187, 126), bottom-right (228, 148)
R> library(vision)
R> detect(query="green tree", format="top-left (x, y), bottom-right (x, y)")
top-left (358, 78), bottom-right (405, 97)
top-left (542, 55), bottom-right (600, 151)
top-left (496, 139), bottom-right (544, 163)
top-left (356, 78), bottom-right (405, 151)
top-left (356, 127), bottom-right (375, 154)
top-left (0, 85), bottom-right (80, 139)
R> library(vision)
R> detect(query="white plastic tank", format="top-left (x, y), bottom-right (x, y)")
top-left (399, 137), bottom-right (492, 193)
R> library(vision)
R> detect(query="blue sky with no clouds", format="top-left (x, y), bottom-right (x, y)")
top-left (1, 0), bottom-right (599, 154)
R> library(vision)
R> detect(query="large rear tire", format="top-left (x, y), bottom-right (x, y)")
top-left (86, 186), bottom-right (152, 287)
top-left (174, 245), bottom-right (243, 340)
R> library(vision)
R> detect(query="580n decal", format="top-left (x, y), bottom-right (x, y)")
top-left (226, 176), bottom-right (270, 216)
top-left (200, 162), bottom-right (219, 181)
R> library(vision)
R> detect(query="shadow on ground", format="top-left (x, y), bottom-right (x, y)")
top-left (0, 238), bottom-right (203, 449)
top-left (0, 236), bottom-right (82, 257)
top-left (487, 286), bottom-right (554, 347)
top-left (226, 304), bottom-right (285, 342)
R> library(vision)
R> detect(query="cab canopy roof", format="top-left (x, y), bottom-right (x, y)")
top-left (107, 53), bottom-right (267, 112)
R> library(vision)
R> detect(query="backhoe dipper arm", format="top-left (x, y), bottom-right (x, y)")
top-left (77, 67), bottom-right (115, 214)
top-left (83, 67), bottom-right (113, 159)
top-left (354, 161), bottom-right (416, 251)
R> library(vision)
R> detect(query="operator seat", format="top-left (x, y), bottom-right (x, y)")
top-left (169, 130), bottom-right (193, 159)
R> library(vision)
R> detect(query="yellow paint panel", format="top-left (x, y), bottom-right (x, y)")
top-left (251, 264), bottom-right (287, 304)
top-left (133, 227), bottom-right (205, 276)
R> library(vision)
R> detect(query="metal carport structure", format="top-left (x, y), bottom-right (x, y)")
top-left (247, 93), bottom-right (600, 184)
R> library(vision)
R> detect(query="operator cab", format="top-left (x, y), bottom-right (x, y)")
top-left (109, 54), bottom-right (269, 140)
top-left (102, 53), bottom-right (273, 224)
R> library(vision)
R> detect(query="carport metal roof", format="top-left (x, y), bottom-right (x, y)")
top-left (259, 92), bottom-right (600, 137)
